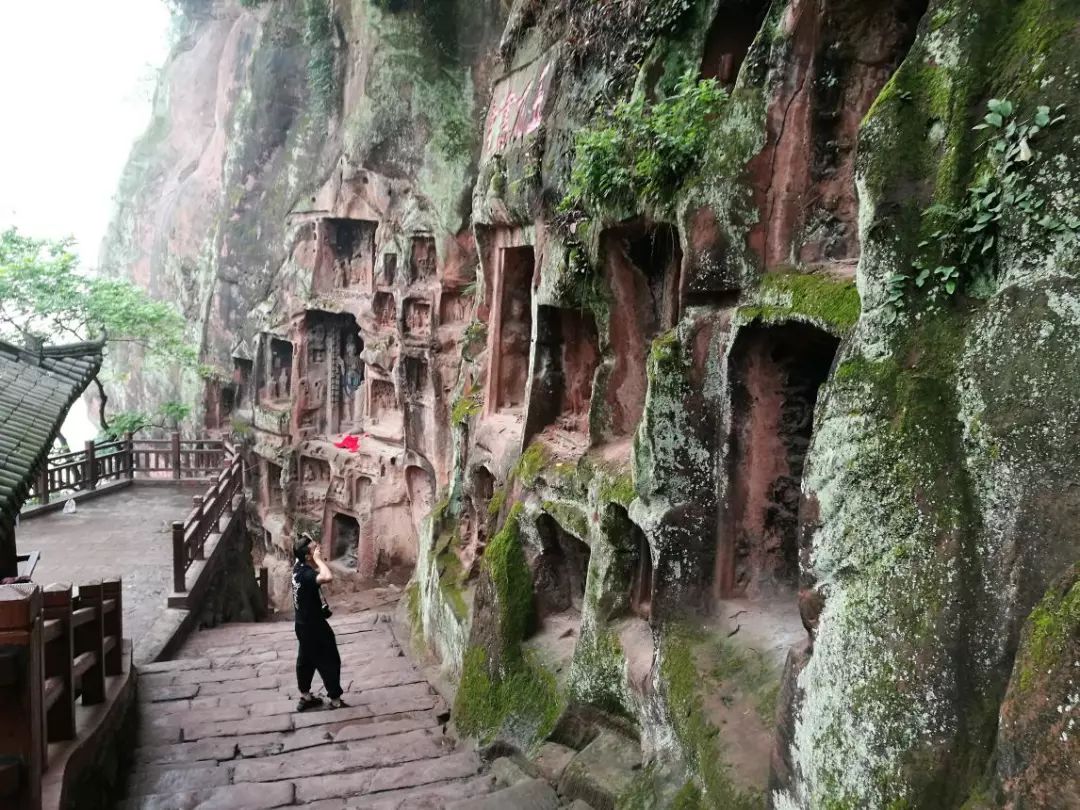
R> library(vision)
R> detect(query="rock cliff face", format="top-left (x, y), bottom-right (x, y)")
top-left (104, 0), bottom-right (1080, 807)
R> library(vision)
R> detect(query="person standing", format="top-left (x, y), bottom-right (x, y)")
top-left (292, 533), bottom-right (346, 710)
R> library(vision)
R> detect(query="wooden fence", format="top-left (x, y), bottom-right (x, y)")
top-left (28, 433), bottom-right (227, 507)
top-left (0, 578), bottom-right (124, 810)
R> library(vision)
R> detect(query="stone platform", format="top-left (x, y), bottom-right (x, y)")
top-left (119, 608), bottom-right (499, 809)
top-left (16, 483), bottom-right (206, 656)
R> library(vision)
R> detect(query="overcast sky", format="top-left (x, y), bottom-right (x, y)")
top-left (0, 0), bottom-right (171, 266)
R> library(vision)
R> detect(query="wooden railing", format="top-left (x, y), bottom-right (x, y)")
top-left (28, 433), bottom-right (227, 508)
top-left (171, 448), bottom-right (244, 594)
top-left (0, 578), bottom-right (124, 810)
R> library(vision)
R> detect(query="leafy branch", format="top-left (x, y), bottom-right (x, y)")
top-left (887, 100), bottom-right (1072, 316)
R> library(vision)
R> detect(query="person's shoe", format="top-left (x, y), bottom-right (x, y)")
top-left (296, 694), bottom-right (323, 712)
top-left (329, 697), bottom-right (348, 709)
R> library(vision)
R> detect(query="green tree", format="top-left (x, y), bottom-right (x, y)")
top-left (0, 227), bottom-right (195, 435)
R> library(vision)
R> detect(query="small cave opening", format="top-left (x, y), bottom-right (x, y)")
top-left (700, 0), bottom-right (771, 86)
top-left (492, 246), bottom-right (534, 413)
top-left (717, 322), bottom-right (839, 600)
top-left (264, 460), bottom-right (285, 512)
top-left (626, 223), bottom-right (683, 332)
top-left (331, 512), bottom-right (361, 570)
top-left (523, 305), bottom-right (601, 447)
top-left (325, 218), bottom-right (377, 290)
top-left (532, 514), bottom-right (591, 621)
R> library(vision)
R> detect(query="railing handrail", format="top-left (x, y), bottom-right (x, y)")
top-left (28, 433), bottom-right (229, 509)
top-left (0, 577), bottom-right (125, 809)
top-left (171, 445), bottom-right (244, 593)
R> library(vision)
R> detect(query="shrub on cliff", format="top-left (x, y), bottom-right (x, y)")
top-left (562, 70), bottom-right (727, 217)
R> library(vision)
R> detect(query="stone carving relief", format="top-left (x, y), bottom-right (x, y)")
top-left (409, 236), bottom-right (437, 282)
top-left (404, 299), bottom-right (432, 337)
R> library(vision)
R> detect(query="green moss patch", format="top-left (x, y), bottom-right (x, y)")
top-left (453, 644), bottom-right (564, 752)
top-left (738, 270), bottom-right (861, 335)
top-left (513, 442), bottom-right (551, 488)
top-left (483, 503), bottom-right (534, 653)
top-left (1019, 564), bottom-right (1080, 691)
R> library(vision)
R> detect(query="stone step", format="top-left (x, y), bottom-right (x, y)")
top-left (557, 731), bottom-right (642, 810)
top-left (446, 777), bottom-right (560, 810)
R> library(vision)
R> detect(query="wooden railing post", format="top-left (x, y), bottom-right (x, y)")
top-left (171, 431), bottom-right (182, 480)
top-left (0, 584), bottom-right (44, 810)
top-left (73, 583), bottom-right (106, 706)
top-left (36, 464), bottom-right (49, 506)
top-left (192, 496), bottom-right (206, 558)
top-left (83, 440), bottom-right (97, 491)
top-left (172, 522), bottom-right (187, 593)
top-left (42, 584), bottom-right (75, 744)
top-left (124, 433), bottom-right (135, 480)
top-left (101, 580), bottom-right (123, 677)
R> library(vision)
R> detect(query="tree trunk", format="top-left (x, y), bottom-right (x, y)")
top-left (0, 515), bottom-right (18, 579)
top-left (93, 375), bottom-right (110, 433)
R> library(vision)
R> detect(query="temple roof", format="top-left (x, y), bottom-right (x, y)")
top-left (0, 338), bottom-right (104, 525)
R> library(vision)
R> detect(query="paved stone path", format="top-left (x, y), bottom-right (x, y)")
top-left (17, 483), bottom-right (205, 655)
top-left (120, 607), bottom-right (501, 809)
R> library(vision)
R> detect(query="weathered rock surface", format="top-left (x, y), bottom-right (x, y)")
top-left (106, 0), bottom-right (1080, 807)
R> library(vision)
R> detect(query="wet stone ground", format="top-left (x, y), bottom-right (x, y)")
top-left (17, 484), bottom-right (205, 655)
top-left (118, 605), bottom-right (501, 809)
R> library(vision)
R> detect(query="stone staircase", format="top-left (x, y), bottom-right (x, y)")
top-left (117, 607), bottom-right (635, 809)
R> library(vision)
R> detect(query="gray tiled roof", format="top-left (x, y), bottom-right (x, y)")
top-left (0, 339), bottom-right (104, 524)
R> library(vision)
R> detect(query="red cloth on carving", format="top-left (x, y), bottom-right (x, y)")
top-left (334, 434), bottom-right (361, 452)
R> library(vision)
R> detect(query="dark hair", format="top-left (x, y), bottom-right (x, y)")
top-left (293, 533), bottom-right (314, 563)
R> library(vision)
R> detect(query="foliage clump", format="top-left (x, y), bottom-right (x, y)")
top-left (450, 389), bottom-right (482, 425)
top-left (888, 100), bottom-right (1073, 315)
top-left (563, 71), bottom-right (728, 217)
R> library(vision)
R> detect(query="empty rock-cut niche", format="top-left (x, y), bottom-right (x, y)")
top-left (374, 291), bottom-right (397, 328)
top-left (532, 513), bottom-right (591, 621)
top-left (263, 460), bottom-right (285, 512)
top-left (405, 465), bottom-right (435, 532)
top-left (325, 218), bottom-right (377, 290)
top-left (231, 357), bottom-right (253, 412)
top-left (403, 298), bottom-right (433, 337)
top-left (331, 512), bottom-right (361, 570)
top-left (264, 338), bottom-right (293, 403)
top-left (748, 0), bottom-right (929, 268)
top-left (380, 253), bottom-right (398, 287)
top-left (601, 223), bottom-right (683, 438)
top-left (409, 235), bottom-right (437, 283)
top-left (523, 306), bottom-right (601, 447)
top-left (490, 246), bottom-right (534, 413)
top-left (716, 321), bottom-right (839, 600)
top-left (700, 0), bottom-right (770, 86)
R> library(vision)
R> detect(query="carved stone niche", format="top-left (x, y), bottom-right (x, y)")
top-left (298, 456), bottom-right (331, 518)
top-left (325, 218), bottom-right (377, 291)
top-left (409, 235), bottom-right (437, 283)
top-left (524, 305), bottom-right (600, 446)
top-left (374, 292), bottom-right (397, 329)
top-left (328, 474), bottom-right (352, 509)
top-left (403, 297), bottom-right (432, 338)
top-left (402, 355), bottom-right (428, 399)
top-left (380, 253), bottom-right (398, 287)
top-left (700, 0), bottom-right (770, 86)
top-left (260, 337), bottom-right (294, 404)
top-left (717, 321), bottom-right (840, 601)
top-left (439, 291), bottom-right (468, 326)
top-left (331, 512), bottom-right (361, 569)
top-left (488, 245), bottom-right (534, 414)
top-left (368, 377), bottom-right (399, 424)
top-left (232, 357), bottom-right (253, 412)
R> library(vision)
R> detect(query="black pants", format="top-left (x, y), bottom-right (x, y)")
top-left (295, 619), bottom-right (342, 699)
